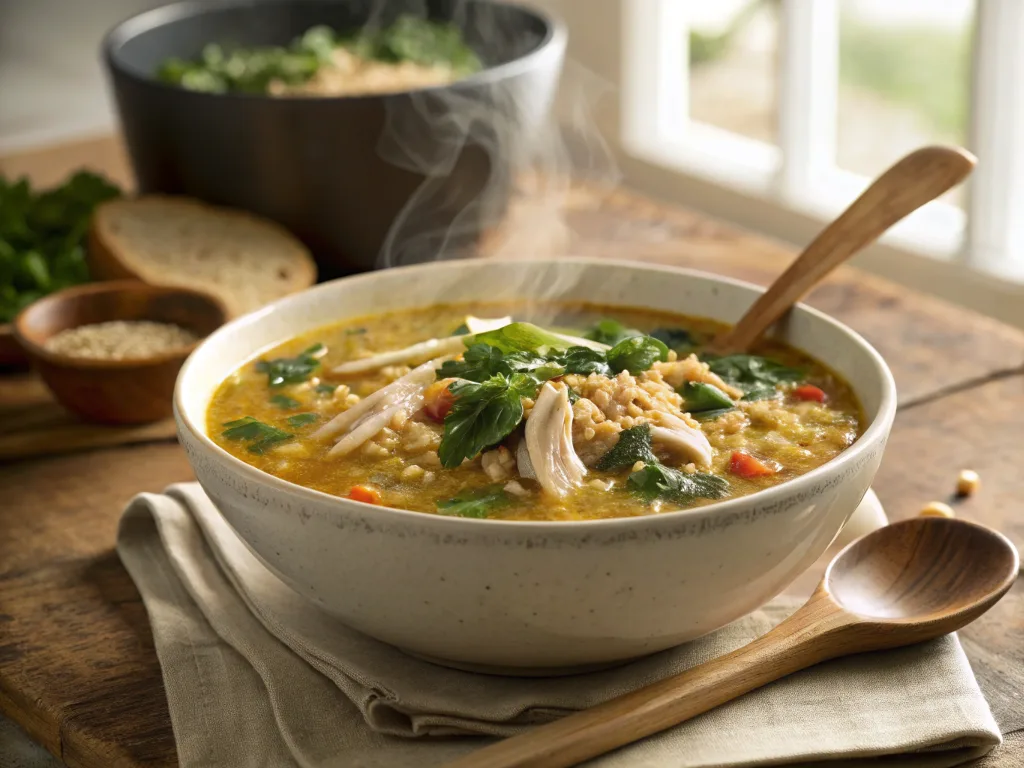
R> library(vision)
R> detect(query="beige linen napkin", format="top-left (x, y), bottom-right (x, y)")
top-left (116, 483), bottom-right (1001, 768)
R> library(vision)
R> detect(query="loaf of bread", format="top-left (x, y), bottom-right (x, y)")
top-left (88, 196), bottom-right (317, 317)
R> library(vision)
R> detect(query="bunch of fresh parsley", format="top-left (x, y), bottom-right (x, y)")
top-left (0, 171), bottom-right (121, 323)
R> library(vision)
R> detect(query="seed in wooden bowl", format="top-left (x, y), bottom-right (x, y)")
top-left (43, 320), bottom-right (199, 360)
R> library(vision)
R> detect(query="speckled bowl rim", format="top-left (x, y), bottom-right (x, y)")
top-left (174, 257), bottom-right (898, 532)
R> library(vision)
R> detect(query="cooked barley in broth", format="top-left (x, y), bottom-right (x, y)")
top-left (208, 302), bottom-right (862, 521)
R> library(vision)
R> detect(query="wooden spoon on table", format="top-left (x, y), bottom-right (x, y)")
top-left (713, 145), bottom-right (976, 354)
top-left (447, 516), bottom-right (1018, 768)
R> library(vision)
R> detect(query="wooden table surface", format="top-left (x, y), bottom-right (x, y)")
top-left (2, 137), bottom-right (1023, 767)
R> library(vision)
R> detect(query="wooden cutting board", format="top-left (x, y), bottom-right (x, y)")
top-left (0, 373), bottom-right (177, 461)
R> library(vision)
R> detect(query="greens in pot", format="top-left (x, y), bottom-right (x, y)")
top-left (156, 17), bottom-right (482, 95)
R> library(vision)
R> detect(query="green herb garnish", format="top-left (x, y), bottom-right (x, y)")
top-left (436, 485), bottom-right (511, 518)
top-left (315, 383), bottom-right (338, 396)
top-left (584, 318), bottom-right (642, 347)
top-left (438, 343), bottom-right (561, 383)
top-left (627, 463), bottom-right (729, 505)
top-left (0, 171), bottom-right (121, 323)
top-left (438, 373), bottom-right (537, 468)
top-left (286, 413), bottom-right (319, 428)
top-left (595, 424), bottom-right (658, 471)
top-left (222, 417), bottom-right (293, 455)
top-left (707, 354), bottom-right (802, 401)
top-left (607, 335), bottom-right (669, 375)
top-left (681, 381), bottom-right (735, 413)
top-left (560, 346), bottom-right (613, 376)
top-left (270, 394), bottom-right (301, 409)
top-left (256, 344), bottom-right (324, 387)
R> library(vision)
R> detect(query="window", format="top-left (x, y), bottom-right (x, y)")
top-left (622, 0), bottom-right (1024, 281)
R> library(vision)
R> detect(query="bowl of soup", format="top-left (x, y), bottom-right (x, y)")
top-left (174, 258), bottom-right (896, 673)
top-left (102, 0), bottom-right (565, 278)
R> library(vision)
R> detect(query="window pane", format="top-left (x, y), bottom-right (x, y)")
top-left (688, 0), bottom-right (779, 145)
top-left (837, 0), bottom-right (973, 206)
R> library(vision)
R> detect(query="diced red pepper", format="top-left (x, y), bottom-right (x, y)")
top-left (423, 379), bottom-right (456, 422)
top-left (792, 384), bottom-right (827, 403)
top-left (730, 451), bottom-right (777, 478)
top-left (347, 485), bottom-right (382, 505)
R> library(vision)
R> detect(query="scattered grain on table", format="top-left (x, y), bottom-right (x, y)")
top-left (919, 501), bottom-right (955, 519)
top-left (956, 469), bottom-right (980, 497)
top-left (44, 320), bottom-right (199, 360)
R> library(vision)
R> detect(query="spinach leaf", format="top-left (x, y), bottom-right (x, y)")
top-left (438, 373), bottom-right (537, 468)
top-left (693, 407), bottom-right (737, 422)
top-left (0, 171), bottom-right (121, 323)
top-left (681, 381), bottom-right (735, 413)
top-left (584, 318), bottom-right (642, 347)
top-left (286, 413), bottom-right (319, 428)
top-left (222, 417), bottom-right (293, 455)
top-left (436, 485), bottom-right (511, 518)
top-left (707, 354), bottom-right (803, 401)
top-left (595, 424), bottom-right (658, 471)
top-left (628, 463), bottom-right (729, 505)
top-left (255, 344), bottom-right (324, 387)
top-left (270, 394), bottom-right (301, 409)
top-left (607, 336), bottom-right (669, 374)
top-left (559, 346), bottom-right (613, 376)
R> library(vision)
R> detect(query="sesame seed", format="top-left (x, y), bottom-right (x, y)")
top-left (44, 321), bottom-right (199, 360)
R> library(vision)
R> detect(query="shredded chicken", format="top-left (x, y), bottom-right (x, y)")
top-left (332, 337), bottom-right (465, 375)
top-left (314, 359), bottom-right (443, 457)
top-left (524, 382), bottom-right (588, 498)
top-left (331, 316), bottom-right (509, 375)
top-left (649, 411), bottom-right (714, 468)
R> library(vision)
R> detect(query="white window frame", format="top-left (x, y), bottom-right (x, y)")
top-left (622, 0), bottom-right (975, 261)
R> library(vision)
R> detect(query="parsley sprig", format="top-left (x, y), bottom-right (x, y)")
top-left (222, 417), bottom-right (293, 455)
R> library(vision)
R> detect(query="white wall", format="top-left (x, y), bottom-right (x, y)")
top-left (0, 0), bottom-right (170, 151)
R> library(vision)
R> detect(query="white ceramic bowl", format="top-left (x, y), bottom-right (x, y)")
top-left (175, 259), bottom-right (896, 673)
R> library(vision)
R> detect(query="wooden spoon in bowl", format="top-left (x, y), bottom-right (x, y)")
top-left (712, 145), bottom-right (976, 354)
top-left (448, 516), bottom-right (1018, 768)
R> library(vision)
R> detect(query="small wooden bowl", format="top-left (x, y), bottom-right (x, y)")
top-left (12, 281), bottom-right (228, 425)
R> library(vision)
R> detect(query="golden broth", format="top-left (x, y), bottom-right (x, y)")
top-left (207, 302), bottom-right (862, 521)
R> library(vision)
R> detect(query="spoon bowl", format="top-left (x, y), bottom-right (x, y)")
top-left (826, 516), bottom-right (1019, 627)
top-left (451, 516), bottom-right (1019, 768)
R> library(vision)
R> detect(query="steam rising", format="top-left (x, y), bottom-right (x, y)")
top-left (374, 1), bottom-right (620, 274)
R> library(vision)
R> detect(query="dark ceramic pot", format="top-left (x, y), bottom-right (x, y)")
top-left (103, 0), bottom-right (566, 279)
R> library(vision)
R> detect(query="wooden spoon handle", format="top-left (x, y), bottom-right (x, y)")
top-left (715, 145), bottom-right (976, 353)
top-left (445, 596), bottom-right (846, 768)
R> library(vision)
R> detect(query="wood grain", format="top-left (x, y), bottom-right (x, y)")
top-left (3, 136), bottom-right (1024, 767)
top-left (0, 375), bottom-right (178, 462)
top-left (449, 517), bottom-right (1018, 768)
